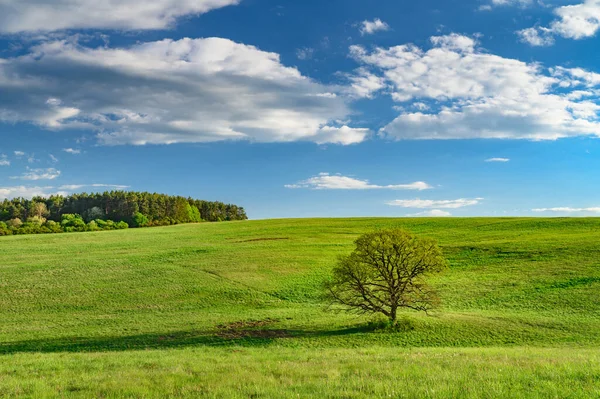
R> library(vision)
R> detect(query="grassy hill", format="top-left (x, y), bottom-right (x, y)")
top-left (1, 218), bottom-right (599, 397)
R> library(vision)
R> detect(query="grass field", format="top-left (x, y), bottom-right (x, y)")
top-left (1, 218), bottom-right (600, 397)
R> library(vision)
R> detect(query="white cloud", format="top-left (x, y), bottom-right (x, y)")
top-left (12, 151), bottom-right (38, 163)
top-left (532, 207), bottom-right (600, 213)
top-left (550, 0), bottom-right (600, 40)
top-left (58, 184), bottom-right (130, 190)
top-left (345, 67), bottom-right (387, 99)
top-left (413, 102), bottom-right (430, 111)
top-left (62, 148), bottom-right (81, 154)
top-left (11, 167), bottom-right (61, 181)
top-left (485, 157), bottom-right (510, 162)
top-left (520, 0), bottom-right (600, 45)
top-left (360, 19), bottom-right (390, 36)
top-left (430, 33), bottom-right (477, 52)
top-left (489, 0), bottom-right (534, 6)
top-left (311, 126), bottom-right (370, 145)
top-left (349, 34), bottom-right (600, 141)
top-left (0, 37), bottom-right (366, 146)
top-left (0, 0), bottom-right (240, 33)
top-left (517, 27), bottom-right (555, 47)
top-left (386, 198), bottom-right (484, 209)
top-left (0, 186), bottom-right (67, 200)
top-left (285, 173), bottom-right (432, 190)
top-left (553, 66), bottom-right (600, 87)
top-left (0, 155), bottom-right (9, 166)
top-left (49, 154), bottom-right (59, 163)
top-left (0, 183), bottom-right (128, 200)
top-left (407, 209), bottom-right (452, 217)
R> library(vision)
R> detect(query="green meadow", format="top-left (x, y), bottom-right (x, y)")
top-left (1, 218), bottom-right (600, 397)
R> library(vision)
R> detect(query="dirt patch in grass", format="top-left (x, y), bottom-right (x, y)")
top-left (216, 318), bottom-right (290, 339)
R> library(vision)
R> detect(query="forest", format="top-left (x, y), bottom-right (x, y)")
top-left (0, 191), bottom-right (247, 236)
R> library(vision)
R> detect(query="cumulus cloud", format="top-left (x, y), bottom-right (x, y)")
top-left (0, 0), bottom-right (240, 33)
top-left (349, 34), bottom-right (600, 141)
top-left (0, 155), bottom-right (9, 166)
top-left (14, 151), bottom-right (25, 157)
top-left (519, 0), bottom-right (600, 46)
top-left (0, 37), bottom-right (367, 146)
top-left (533, 207), bottom-right (600, 213)
top-left (485, 157), bottom-right (510, 162)
top-left (553, 66), bottom-right (600, 87)
top-left (11, 167), bottom-right (61, 180)
top-left (407, 209), bottom-right (452, 217)
top-left (345, 67), bottom-right (387, 99)
top-left (310, 126), bottom-right (370, 145)
top-left (517, 27), bottom-right (555, 47)
top-left (62, 148), bottom-right (81, 154)
top-left (285, 173), bottom-right (432, 190)
top-left (360, 19), bottom-right (390, 36)
top-left (551, 0), bottom-right (600, 39)
top-left (429, 33), bottom-right (477, 52)
top-left (386, 198), bottom-right (484, 209)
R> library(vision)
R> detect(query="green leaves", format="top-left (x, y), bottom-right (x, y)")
top-left (327, 229), bottom-right (448, 322)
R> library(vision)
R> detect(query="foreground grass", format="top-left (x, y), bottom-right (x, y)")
top-left (1, 218), bottom-right (600, 397)
top-left (2, 347), bottom-right (600, 398)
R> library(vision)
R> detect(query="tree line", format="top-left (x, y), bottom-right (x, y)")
top-left (0, 191), bottom-right (247, 236)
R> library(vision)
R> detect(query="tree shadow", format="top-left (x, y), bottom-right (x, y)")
top-left (0, 324), bottom-right (378, 355)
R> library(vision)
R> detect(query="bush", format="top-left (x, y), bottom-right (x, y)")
top-left (132, 212), bottom-right (149, 228)
top-left (61, 214), bottom-right (86, 232)
top-left (27, 216), bottom-right (46, 226)
top-left (7, 218), bottom-right (23, 229)
top-left (44, 220), bottom-right (63, 233)
top-left (15, 222), bottom-right (44, 235)
top-left (116, 221), bottom-right (129, 230)
top-left (0, 221), bottom-right (12, 236)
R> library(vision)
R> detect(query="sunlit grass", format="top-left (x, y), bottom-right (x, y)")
top-left (1, 218), bottom-right (599, 397)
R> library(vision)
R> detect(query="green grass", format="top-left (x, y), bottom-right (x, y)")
top-left (1, 218), bottom-right (600, 397)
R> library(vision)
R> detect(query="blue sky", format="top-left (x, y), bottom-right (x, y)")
top-left (1, 0), bottom-right (600, 219)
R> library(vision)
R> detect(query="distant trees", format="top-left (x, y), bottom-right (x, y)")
top-left (0, 191), bottom-right (247, 236)
top-left (30, 202), bottom-right (49, 219)
top-left (83, 207), bottom-right (105, 222)
top-left (326, 229), bottom-right (447, 325)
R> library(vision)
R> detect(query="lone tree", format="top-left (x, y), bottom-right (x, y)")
top-left (326, 229), bottom-right (447, 324)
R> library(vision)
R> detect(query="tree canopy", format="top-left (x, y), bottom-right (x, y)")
top-left (326, 229), bottom-right (447, 324)
top-left (0, 191), bottom-right (247, 236)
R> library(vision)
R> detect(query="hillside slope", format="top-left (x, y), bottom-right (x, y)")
top-left (1, 218), bottom-right (599, 397)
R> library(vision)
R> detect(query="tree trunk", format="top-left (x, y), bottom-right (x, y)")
top-left (390, 306), bottom-right (398, 325)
